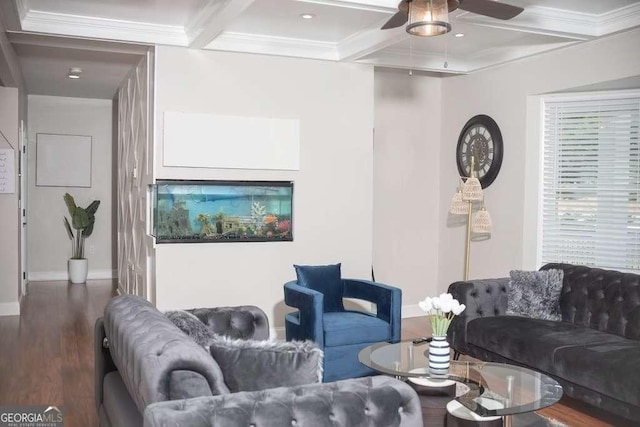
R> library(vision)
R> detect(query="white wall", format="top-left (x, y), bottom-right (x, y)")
top-left (27, 95), bottom-right (114, 280)
top-left (153, 47), bottom-right (374, 330)
top-left (437, 28), bottom-right (640, 290)
top-left (373, 68), bottom-right (442, 315)
top-left (0, 86), bottom-right (20, 315)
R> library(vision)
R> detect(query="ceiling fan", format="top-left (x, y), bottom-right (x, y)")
top-left (382, 0), bottom-right (524, 36)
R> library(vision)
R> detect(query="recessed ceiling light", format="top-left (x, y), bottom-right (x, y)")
top-left (300, 13), bottom-right (315, 19)
top-left (455, 33), bottom-right (465, 38)
top-left (68, 67), bottom-right (83, 79)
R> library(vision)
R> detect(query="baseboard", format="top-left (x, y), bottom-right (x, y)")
top-left (28, 269), bottom-right (117, 282)
top-left (402, 304), bottom-right (425, 318)
top-left (0, 302), bottom-right (20, 316)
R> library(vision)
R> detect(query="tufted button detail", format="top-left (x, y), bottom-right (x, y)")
top-left (398, 406), bottom-right (404, 413)
top-left (486, 287), bottom-right (492, 294)
top-left (156, 350), bottom-right (163, 356)
top-left (477, 310), bottom-right (483, 316)
top-left (471, 291), bottom-right (478, 297)
top-left (291, 419), bottom-right (297, 425)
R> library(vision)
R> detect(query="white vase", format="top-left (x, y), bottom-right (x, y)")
top-left (68, 259), bottom-right (88, 284)
top-left (428, 335), bottom-right (451, 375)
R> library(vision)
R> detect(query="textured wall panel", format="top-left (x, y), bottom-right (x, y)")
top-left (117, 52), bottom-right (155, 300)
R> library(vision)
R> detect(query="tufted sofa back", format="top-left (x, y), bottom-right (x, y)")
top-left (103, 295), bottom-right (230, 412)
top-left (540, 263), bottom-right (640, 340)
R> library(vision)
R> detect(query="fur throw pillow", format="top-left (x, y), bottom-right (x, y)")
top-left (209, 337), bottom-right (323, 392)
top-left (507, 269), bottom-right (564, 321)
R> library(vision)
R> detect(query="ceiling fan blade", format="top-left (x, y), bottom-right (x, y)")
top-left (459, 0), bottom-right (524, 20)
top-left (381, 10), bottom-right (408, 30)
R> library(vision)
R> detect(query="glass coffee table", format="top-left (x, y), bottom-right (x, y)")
top-left (359, 340), bottom-right (563, 426)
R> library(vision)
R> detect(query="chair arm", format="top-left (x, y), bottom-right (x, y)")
top-left (284, 281), bottom-right (324, 345)
top-left (143, 376), bottom-right (423, 427)
top-left (343, 279), bottom-right (402, 341)
top-left (446, 278), bottom-right (510, 355)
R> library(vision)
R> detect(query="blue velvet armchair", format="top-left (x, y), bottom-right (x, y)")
top-left (284, 277), bottom-right (402, 382)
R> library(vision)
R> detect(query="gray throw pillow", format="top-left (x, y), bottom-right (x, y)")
top-left (507, 269), bottom-right (564, 321)
top-left (209, 337), bottom-right (323, 392)
top-left (165, 310), bottom-right (218, 347)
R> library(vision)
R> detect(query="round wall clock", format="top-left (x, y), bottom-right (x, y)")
top-left (456, 114), bottom-right (503, 189)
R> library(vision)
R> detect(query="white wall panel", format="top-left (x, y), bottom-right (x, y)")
top-left (163, 112), bottom-right (300, 170)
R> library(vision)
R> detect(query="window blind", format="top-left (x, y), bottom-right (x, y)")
top-left (542, 94), bottom-right (640, 272)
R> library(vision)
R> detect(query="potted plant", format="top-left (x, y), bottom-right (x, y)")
top-left (63, 193), bottom-right (100, 284)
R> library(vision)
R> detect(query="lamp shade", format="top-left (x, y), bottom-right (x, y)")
top-left (472, 206), bottom-right (492, 234)
top-left (449, 187), bottom-right (469, 214)
top-left (406, 0), bottom-right (451, 37)
top-left (462, 177), bottom-right (483, 201)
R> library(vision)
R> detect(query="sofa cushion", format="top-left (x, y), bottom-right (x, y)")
top-left (553, 340), bottom-right (640, 407)
top-left (467, 316), bottom-right (628, 374)
top-left (209, 337), bottom-right (323, 392)
top-left (323, 312), bottom-right (390, 347)
top-left (294, 263), bottom-right (344, 312)
top-left (507, 269), bottom-right (563, 321)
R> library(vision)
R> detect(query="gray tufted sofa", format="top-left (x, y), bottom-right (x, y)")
top-left (95, 295), bottom-right (423, 427)
top-left (447, 263), bottom-right (640, 422)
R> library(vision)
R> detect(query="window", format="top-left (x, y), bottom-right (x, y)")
top-left (541, 91), bottom-right (640, 272)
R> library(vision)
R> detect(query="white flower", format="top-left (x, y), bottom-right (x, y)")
top-left (431, 297), bottom-right (441, 310)
top-left (452, 303), bottom-right (466, 315)
top-left (418, 297), bottom-right (433, 313)
top-left (439, 293), bottom-right (454, 302)
top-left (440, 299), bottom-right (454, 313)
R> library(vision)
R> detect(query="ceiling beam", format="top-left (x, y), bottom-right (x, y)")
top-left (186, 0), bottom-right (255, 49)
top-left (7, 31), bottom-right (151, 55)
top-left (355, 49), bottom-right (468, 74)
top-left (455, 6), bottom-right (603, 41)
top-left (0, 12), bottom-right (24, 87)
top-left (293, 0), bottom-right (396, 14)
top-left (338, 24), bottom-right (407, 61)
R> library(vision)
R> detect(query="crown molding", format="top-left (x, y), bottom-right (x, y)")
top-left (456, 6), bottom-right (597, 40)
top-left (338, 22), bottom-right (407, 61)
top-left (356, 48), bottom-right (468, 74)
top-left (15, 0), bottom-right (29, 22)
top-left (599, 2), bottom-right (640, 36)
top-left (294, 0), bottom-right (396, 14)
top-left (205, 32), bottom-right (338, 60)
top-left (20, 10), bottom-right (188, 46)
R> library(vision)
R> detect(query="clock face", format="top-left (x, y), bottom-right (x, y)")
top-left (456, 115), bottom-right (503, 189)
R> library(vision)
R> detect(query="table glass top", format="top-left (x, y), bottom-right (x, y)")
top-left (358, 340), bottom-right (563, 417)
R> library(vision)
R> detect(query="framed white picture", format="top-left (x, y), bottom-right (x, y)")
top-left (36, 133), bottom-right (92, 187)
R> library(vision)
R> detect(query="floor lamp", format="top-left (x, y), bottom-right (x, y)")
top-left (449, 157), bottom-right (492, 280)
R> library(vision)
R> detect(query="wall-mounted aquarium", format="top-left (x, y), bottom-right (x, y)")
top-left (150, 180), bottom-right (293, 243)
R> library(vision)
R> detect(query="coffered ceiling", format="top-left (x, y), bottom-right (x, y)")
top-left (2, 0), bottom-right (640, 85)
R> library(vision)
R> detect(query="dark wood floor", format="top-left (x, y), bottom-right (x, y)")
top-left (0, 280), bottom-right (116, 427)
top-left (0, 281), bottom-right (633, 426)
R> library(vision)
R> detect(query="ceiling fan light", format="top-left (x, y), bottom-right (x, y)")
top-left (406, 0), bottom-right (451, 37)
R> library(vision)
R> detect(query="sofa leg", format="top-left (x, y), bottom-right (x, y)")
top-left (453, 351), bottom-right (461, 361)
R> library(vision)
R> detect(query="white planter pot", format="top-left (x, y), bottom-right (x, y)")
top-left (68, 259), bottom-right (88, 284)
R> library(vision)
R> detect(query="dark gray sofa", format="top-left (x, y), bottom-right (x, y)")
top-left (95, 295), bottom-right (423, 427)
top-left (447, 263), bottom-right (640, 422)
